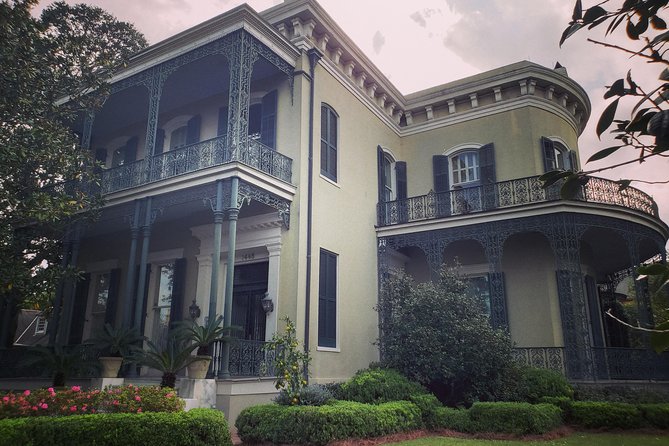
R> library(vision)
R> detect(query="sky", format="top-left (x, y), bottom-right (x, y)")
top-left (34, 0), bottom-right (669, 230)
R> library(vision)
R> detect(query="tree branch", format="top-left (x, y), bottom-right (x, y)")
top-left (606, 309), bottom-right (667, 333)
top-left (586, 38), bottom-right (669, 64)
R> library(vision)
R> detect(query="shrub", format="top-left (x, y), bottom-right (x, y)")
top-left (339, 368), bottom-right (428, 404)
top-left (408, 393), bottom-right (442, 428)
top-left (378, 268), bottom-right (515, 406)
top-left (567, 401), bottom-right (643, 429)
top-left (235, 400), bottom-right (421, 445)
top-left (639, 404), bottom-right (669, 429)
top-left (537, 396), bottom-right (572, 414)
top-left (573, 384), bottom-right (669, 403)
top-left (511, 368), bottom-right (573, 403)
top-left (265, 318), bottom-right (311, 405)
top-left (274, 384), bottom-right (333, 406)
top-left (468, 402), bottom-right (562, 435)
top-left (0, 385), bottom-right (183, 419)
top-left (321, 382), bottom-right (344, 400)
top-left (433, 406), bottom-right (471, 432)
top-left (0, 408), bottom-right (230, 446)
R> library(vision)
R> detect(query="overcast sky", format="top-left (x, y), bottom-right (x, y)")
top-left (35, 0), bottom-right (669, 230)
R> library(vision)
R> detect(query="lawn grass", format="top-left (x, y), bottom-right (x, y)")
top-left (388, 432), bottom-right (669, 446)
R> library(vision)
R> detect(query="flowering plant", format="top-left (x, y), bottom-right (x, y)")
top-left (0, 384), bottom-right (184, 419)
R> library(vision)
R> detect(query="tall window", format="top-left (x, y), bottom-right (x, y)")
top-left (383, 154), bottom-right (394, 202)
top-left (152, 263), bottom-right (174, 349)
top-left (169, 126), bottom-right (188, 150)
top-left (88, 272), bottom-right (111, 339)
top-left (321, 105), bottom-right (338, 181)
top-left (318, 249), bottom-right (337, 348)
top-left (541, 137), bottom-right (576, 172)
top-left (450, 151), bottom-right (480, 186)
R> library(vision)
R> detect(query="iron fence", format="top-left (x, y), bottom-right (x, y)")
top-left (378, 175), bottom-right (658, 226)
top-left (211, 339), bottom-right (277, 378)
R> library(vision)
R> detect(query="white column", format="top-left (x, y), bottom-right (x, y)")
top-left (195, 255), bottom-right (213, 322)
top-left (265, 242), bottom-right (282, 341)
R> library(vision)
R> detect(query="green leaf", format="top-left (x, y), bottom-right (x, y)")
top-left (637, 263), bottom-right (669, 276)
top-left (583, 5), bottom-right (607, 24)
top-left (616, 179), bottom-right (631, 191)
top-left (587, 146), bottom-right (623, 163)
top-left (626, 18), bottom-right (640, 39)
top-left (625, 108), bottom-right (653, 133)
top-left (596, 98), bottom-right (619, 138)
top-left (559, 23), bottom-right (583, 46)
top-left (603, 79), bottom-right (625, 99)
top-left (572, 0), bottom-right (582, 21)
top-left (539, 170), bottom-right (572, 188)
top-left (651, 321), bottom-right (669, 353)
top-left (560, 175), bottom-right (583, 199)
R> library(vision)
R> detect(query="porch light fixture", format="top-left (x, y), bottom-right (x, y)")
top-left (261, 293), bottom-right (274, 314)
top-left (189, 299), bottom-right (201, 320)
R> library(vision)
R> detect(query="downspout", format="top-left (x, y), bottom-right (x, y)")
top-left (304, 49), bottom-right (322, 364)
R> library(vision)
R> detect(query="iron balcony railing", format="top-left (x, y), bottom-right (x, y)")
top-left (378, 175), bottom-right (659, 227)
top-left (211, 339), bottom-right (277, 378)
top-left (100, 135), bottom-right (293, 195)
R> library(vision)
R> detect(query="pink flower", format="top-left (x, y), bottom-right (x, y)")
top-left (165, 393), bottom-right (174, 398)
top-left (71, 386), bottom-right (81, 392)
top-left (137, 408), bottom-right (142, 413)
top-left (70, 406), bottom-right (77, 412)
top-left (2, 396), bottom-right (9, 402)
top-left (31, 406), bottom-right (38, 411)
top-left (40, 403), bottom-right (48, 409)
top-left (47, 387), bottom-right (55, 394)
top-left (91, 408), bottom-right (96, 413)
top-left (23, 390), bottom-right (30, 396)
top-left (134, 396), bottom-right (141, 402)
top-left (81, 405), bottom-right (87, 412)
top-left (112, 400), bottom-right (119, 406)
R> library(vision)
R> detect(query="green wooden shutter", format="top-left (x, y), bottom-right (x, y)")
top-left (169, 259), bottom-right (187, 329)
top-left (432, 155), bottom-right (450, 193)
top-left (318, 250), bottom-right (337, 348)
top-left (396, 161), bottom-right (407, 199)
top-left (186, 115), bottom-right (201, 144)
top-left (260, 90), bottom-right (277, 149)
top-left (479, 143), bottom-right (497, 210)
top-left (377, 146), bottom-right (386, 203)
top-left (68, 273), bottom-right (91, 345)
top-left (541, 136), bottom-right (556, 172)
top-left (124, 136), bottom-right (138, 164)
top-left (104, 268), bottom-right (121, 325)
top-left (568, 150), bottom-right (578, 171)
top-left (154, 128), bottom-right (165, 155)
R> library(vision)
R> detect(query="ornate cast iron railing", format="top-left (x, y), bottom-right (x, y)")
top-left (378, 175), bottom-right (659, 226)
top-left (211, 339), bottom-right (276, 378)
top-left (100, 135), bottom-right (293, 194)
top-left (513, 347), bottom-right (669, 381)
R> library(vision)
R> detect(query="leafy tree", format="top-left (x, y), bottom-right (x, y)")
top-left (377, 267), bottom-right (515, 407)
top-left (545, 0), bottom-right (669, 351)
top-left (0, 0), bottom-right (147, 345)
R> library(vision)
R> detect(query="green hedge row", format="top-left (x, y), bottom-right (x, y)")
top-left (0, 408), bottom-right (231, 446)
top-left (563, 401), bottom-right (669, 429)
top-left (433, 402), bottom-right (562, 435)
top-left (235, 400), bottom-right (422, 445)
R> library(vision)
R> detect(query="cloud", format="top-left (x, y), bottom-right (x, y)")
top-left (410, 11), bottom-right (427, 28)
top-left (372, 30), bottom-right (386, 55)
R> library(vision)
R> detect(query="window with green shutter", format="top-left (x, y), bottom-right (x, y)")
top-left (318, 249), bottom-right (337, 348)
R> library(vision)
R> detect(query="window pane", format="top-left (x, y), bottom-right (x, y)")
top-left (318, 250), bottom-right (337, 348)
top-left (329, 112), bottom-right (337, 146)
top-left (93, 273), bottom-right (110, 313)
top-left (170, 126), bottom-right (187, 150)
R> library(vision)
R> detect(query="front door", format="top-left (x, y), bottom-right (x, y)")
top-left (231, 262), bottom-right (268, 341)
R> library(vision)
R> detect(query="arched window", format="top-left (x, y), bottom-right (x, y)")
top-left (541, 136), bottom-right (577, 172)
top-left (321, 104), bottom-right (338, 181)
top-left (450, 151), bottom-right (480, 186)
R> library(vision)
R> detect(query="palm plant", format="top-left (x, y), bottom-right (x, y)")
top-left (173, 315), bottom-right (237, 356)
top-left (132, 338), bottom-right (199, 388)
top-left (22, 344), bottom-right (99, 387)
top-left (87, 323), bottom-right (144, 357)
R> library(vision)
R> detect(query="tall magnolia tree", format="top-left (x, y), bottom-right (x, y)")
top-left (0, 0), bottom-right (147, 346)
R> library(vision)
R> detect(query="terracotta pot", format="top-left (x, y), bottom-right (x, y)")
top-left (99, 356), bottom-right (123, 378)
top-left (187, 355), bottom-right (211, 379)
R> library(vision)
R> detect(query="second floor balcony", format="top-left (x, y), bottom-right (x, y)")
top-left (100, 135), bottom-right (292, 195)
top-left (377, 175), bottom-right (660, 227)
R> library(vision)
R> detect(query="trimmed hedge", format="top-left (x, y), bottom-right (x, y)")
top-left (512, 368), bottom-right (573, 403)
top-left (408, 393), bottom-right (442, 428)
top-left (639, 404), bottom-right (669, 429)
top-left (567, 401), bottom-right (643, 429)
top-left (339, 368), bottom-right (428, 404)
top-left (433, 406), bottom-right (471, 432)
top-left (0, 408), bottom-right (231, 446)
top-left (235, 400), bottom-right (422, 445)
top-left (468, 402), bottom-right (562, 435)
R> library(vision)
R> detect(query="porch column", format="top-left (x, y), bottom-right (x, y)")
top-left (219, 177), bottom-right (240, 378)
top-left (264, 241), bottom-right (282, 341)
top-left (143, 69), bottom-right (167, 180)
top-left (122, 200), bottom-right (142, 326)
top-left (483, 232), bottom-right (509, 329)
top-left (547, 215), bottom-right (592, 380)
top-left (133, 197), bottom-right (153, 333)
top-left (58, 223), bottom-right (82, 346)
top-left (195, 255), bottom-right (214, 321)
top-left (48, 233), bottom-right (72, 346)
top-left (625, 233), bottom-right (653, 328)
top-left (208, 180), bottom-right (224, 323)
top-left (224, 30), bottom-right (258, 153)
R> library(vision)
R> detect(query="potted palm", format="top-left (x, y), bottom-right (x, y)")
top-left (87, 323), bottom-right (144, 378)
top-left (173, 315), bottom-right (234, 379)
top-left (132, 337), bottom-right (199, 388)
